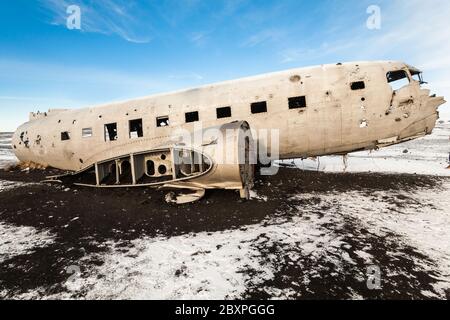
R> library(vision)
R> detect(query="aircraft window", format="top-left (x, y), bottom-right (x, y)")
top-left (156, 116), bottom-right (169, 127)
top-left (129, 119), bottom-right (143, 138)
top-left (410, 69), bottom-right (426, 84)
top-left (387, 70), bottom-right (410, 91)
top-left (185, 111), bottom-right (199, 123)
top-left (351, 81), bottom-right (365, 90)
top-left (288, 96), bottom-right (307, 109)
top-left (61, 131), bottom-right (70, 141)
top-left (216, 106), bottom-right (232, 119)
top-left (251, 101), bottom-right (267, 114)
top-left (82, 128), bottom-right (92, 138)
top-left (104, 123), bottom-right (118, 141)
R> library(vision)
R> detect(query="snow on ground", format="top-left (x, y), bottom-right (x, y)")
top-left (290, 180), bottom-right (450, 298)
top-left (22, 207), bottom-right (346, 300)
top-left (0, 133), bottom-right (17, 170)
top-left (0, 223), bottom-right (55, 264)
top-left (278, 120), bottom-right (450, 176)
top-left (64, 232), bottom-right (264, 300)
top-left (0, 180), bottom-right (28, 193)
top-left (11, 178), bottom-right (448, 300)
top-left (0, 222), bottom-right (56, 298)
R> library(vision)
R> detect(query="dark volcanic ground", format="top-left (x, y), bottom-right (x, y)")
top-left (0, 167), bottom-right (449, 300)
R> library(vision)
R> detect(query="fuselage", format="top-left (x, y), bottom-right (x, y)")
top-left (12, 61), bottom-right (445, 171)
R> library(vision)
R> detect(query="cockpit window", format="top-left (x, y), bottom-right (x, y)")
top-left (409, 69), bottom-right (426, 84)
top-left (386, 70), bottom-right (410, 91)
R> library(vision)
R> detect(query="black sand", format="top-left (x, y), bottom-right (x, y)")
top-left (0, 167), bottom-right (449, 299)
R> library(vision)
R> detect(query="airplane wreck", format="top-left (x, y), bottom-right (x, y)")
top-left (12, 61), bottom-right (445, 203)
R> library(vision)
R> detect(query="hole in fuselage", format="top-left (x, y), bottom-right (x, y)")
top-left (158, 164), bottom-right (167, 175)
top-left (146, 160), bottom-right (155, 176)
top-left (351, 81), bottom-right (365, 90)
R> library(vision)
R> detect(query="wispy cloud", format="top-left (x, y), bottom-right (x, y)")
top-left (372, 0), bottom-right (450, 116)
top-left (241, 29), bottom-right (285, 48)
top-left (279, 41), bottom-right (355, 64)
top-left (38, 0), bottom-right (154, 43)
top-left (274, 0), bottom-right (449, 116)
top-left (367, 0), bottom-right (450, 116)
top-left (275, 1), bottom-right (450, 68)
top-left (188, 31), bottom-right (212, 47)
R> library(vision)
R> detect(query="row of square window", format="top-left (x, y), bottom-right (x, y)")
top-left (61, 96), bottom-right (307, 141)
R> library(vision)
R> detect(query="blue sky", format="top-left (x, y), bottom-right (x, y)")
top-left (1, 0), bottom-right (449, 131)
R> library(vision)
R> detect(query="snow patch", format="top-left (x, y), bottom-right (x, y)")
top-left (0, 180), bottom-right (27, 193)
top-left (0, 132), bottom-right (18, 170)
top-left (38, 206), bottom-right (353, 300)
top-left (249, 190), bottom-right (268, 202)
top-left (0, 223), bottom-right (56, 263)
top-left (291, 181), bottom-right (450, 297)
top-left (58, 231), bottom-right (263, 299)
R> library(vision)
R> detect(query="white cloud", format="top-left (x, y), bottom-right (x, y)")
top-left (280, 42), bottom-right (355, 64)
top-left (381, 0), bottom-right (450, 116)
top-left (188, 31), bottom-right (213, 47)
top-left (38, 0), bottom-right (153, 43)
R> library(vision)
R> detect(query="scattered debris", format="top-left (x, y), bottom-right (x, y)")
top-left (13, 161), bottom-right (48, 171)
top-left (249, 190), bottom-right (268, 202)
top-left (165, 188), bottom-right (206, 204)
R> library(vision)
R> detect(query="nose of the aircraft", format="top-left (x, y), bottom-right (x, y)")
top-left (428, 95), bottom-right (446, 111)
top-left (11, 129), bottom-right (21, 154)
top-left (11, 123), bottom-right (30, 158)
